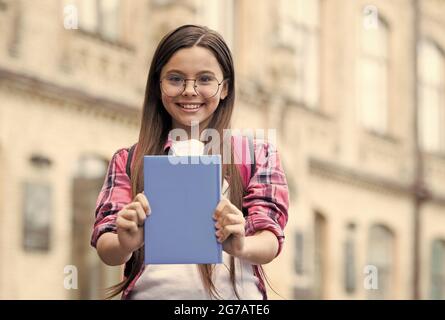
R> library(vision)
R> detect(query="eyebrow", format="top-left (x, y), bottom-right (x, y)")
top-left (164, 69), bottom-right (216, 76)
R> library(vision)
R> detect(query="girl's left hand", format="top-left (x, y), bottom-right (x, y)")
top-left (213, 197), bottom-right (246, 258)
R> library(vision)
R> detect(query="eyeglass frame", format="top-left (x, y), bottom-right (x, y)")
top-left (159, 75), bottom-right (227, 99)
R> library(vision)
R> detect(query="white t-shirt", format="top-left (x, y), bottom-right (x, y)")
top-left (129, 139), bottom-right (262, 300)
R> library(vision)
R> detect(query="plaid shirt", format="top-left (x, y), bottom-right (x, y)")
top-left (91, 135), bottom-right (289, 299)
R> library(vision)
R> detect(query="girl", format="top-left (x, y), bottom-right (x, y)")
top-left (91, 24), bottom-right (289, 300)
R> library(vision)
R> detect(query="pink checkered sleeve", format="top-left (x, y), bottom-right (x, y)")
top-left (243, 140), bottom-right (289, 257)
top-left (90, 148), bottom-right (132, 248)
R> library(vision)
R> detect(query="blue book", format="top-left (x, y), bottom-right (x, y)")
top-left (143, 155), bottom-right (222, 264)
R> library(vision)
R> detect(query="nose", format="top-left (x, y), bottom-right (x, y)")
top-left (182, 79), bottom-right (198, 96)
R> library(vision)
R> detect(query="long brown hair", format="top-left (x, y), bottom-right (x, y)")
top-left (107, 24), bottom-right (262, 299)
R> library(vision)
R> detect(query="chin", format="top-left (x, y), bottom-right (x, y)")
top-left (179, 118), bottom-right (204, 127)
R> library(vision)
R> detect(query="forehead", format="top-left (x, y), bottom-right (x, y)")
top-left (161, 46), bottom-right (223, 76)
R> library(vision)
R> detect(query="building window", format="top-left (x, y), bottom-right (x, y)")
top-left (279, 0), bottom-right (320, 109)
top-left (295, 231), bottom-right (304, 275)
top-left (23, 182), bottom-right (52, 251)
top-left (313, 211), bottom-right (327, 299)
top-left (23, 154), bottom-right (53, 252)
top-left (367, 224), bottom-right (395, 299)
top-left (99, 0), bottom-right (120, 40)
top-left (430, 239), bottom-right (445, 299)
top-left (196, 0), bottom-right (235, 51)
top-left (0, 0), bottom-right (8, 11)
top-left (76, 0), bottom-right (120, 41)
top-left (358, 16), bottom-right (389, 134)
top-left (344, 223), bottom-right (356, 294)
top-left (418, 40), bottom-right (445, 153)
top-left (76, 0), bottom-right (98, 33)
top-left (72, 155), bottom-right (112, 299)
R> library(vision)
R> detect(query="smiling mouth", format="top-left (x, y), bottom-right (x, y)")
top-left (176, 103), bottom-right (205, 110)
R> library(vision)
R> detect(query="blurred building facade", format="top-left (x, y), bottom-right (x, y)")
top-left (0, 0), bottom-right (444, 299)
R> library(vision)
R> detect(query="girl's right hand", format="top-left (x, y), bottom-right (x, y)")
top-left (116, 192), bottom-right (151, 254)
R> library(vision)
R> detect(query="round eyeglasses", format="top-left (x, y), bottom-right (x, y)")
top-left (160, 74), bottom-right (226, 99)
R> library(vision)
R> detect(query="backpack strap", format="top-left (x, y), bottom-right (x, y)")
top-left (126, 144), bottom-right (137, 179)
top-left (247, 134), bottom-right (255, 182)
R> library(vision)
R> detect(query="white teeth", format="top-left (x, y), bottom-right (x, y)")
top-left (179, 104), bottom-right (203, 109)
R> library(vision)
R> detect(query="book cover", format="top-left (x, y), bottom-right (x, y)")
top-left (143, 155), bottom-right (222, 264)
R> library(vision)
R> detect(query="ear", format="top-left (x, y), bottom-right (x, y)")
top-left (220, 81), bottom-right (229, 100)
